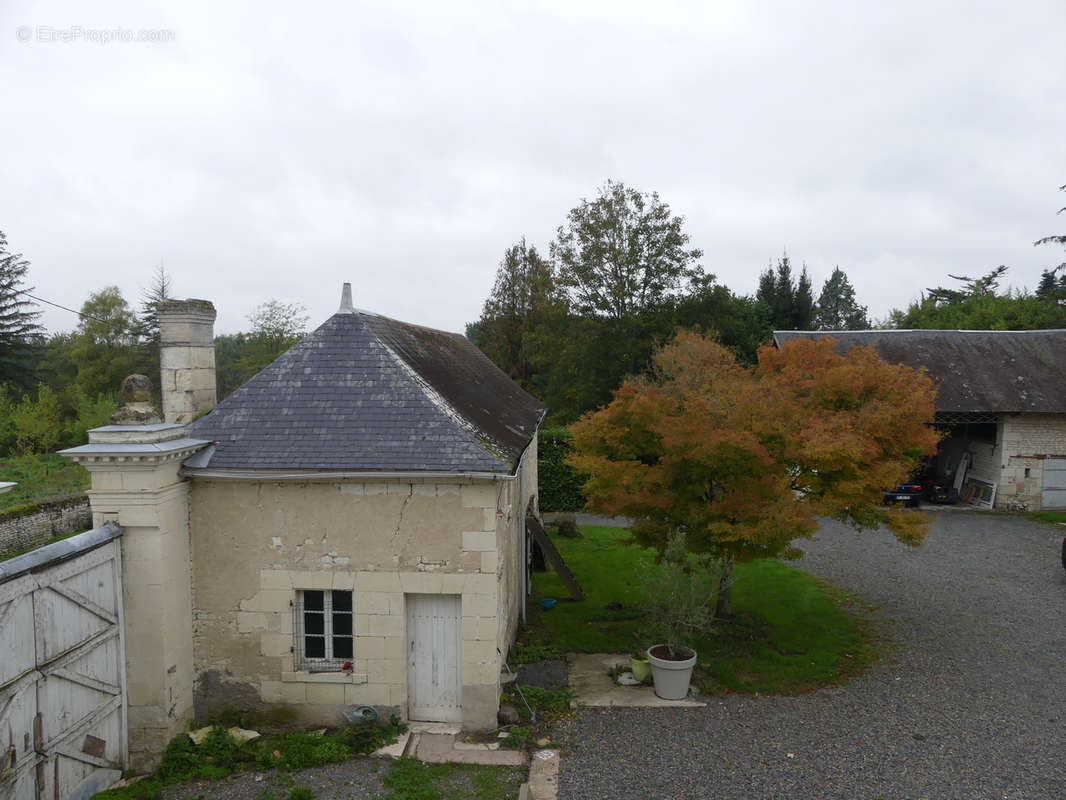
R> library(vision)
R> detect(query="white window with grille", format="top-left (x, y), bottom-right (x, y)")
top-left (293, 589), bottom-right (354, 671)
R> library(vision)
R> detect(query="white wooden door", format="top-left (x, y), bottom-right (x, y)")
top-left (406, 594), bottom-right (461, 723)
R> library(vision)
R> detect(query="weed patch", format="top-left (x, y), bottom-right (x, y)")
top-left (255, 732), bottom-right (348, 772)
top-left (91, 718), bottom-right (405, 800)
top-left (502, 726), bottom-right (528, 749)
top-left (382, 757), bottom-right (525, 800)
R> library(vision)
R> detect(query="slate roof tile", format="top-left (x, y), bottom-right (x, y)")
top-left (188, 310), bottom-right (546, 472)
top-left (773, 329), bottom-right (1066, 414)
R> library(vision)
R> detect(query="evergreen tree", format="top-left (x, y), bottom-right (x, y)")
top-left (771, 256), bottom-right (795, 328)
top-left (814, 267), bottom-right (870, 330)
top-left (473, 239), bottom-right (563, 385)
top-left (0, 232), bottom-right (44, 389)
top-left (755, 254), bottom-right (814, 330)
top-left (138, 263), bottom-right (173, 343)
top-left (1034, 183), bottom-right (1065, 273)
top-left (793, 266), bottom-right (815, 329)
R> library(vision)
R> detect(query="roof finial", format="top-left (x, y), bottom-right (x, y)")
top-left (338, 282), bottom-right (355, 314)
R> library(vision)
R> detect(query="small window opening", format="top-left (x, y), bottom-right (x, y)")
top-left (294, 589), bottom-right (353, 671)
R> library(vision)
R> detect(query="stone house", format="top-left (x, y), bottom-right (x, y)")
top-left (774, 329), bottom-right (1066, 510)
top-left (62, 285), bottom-right (545, 768)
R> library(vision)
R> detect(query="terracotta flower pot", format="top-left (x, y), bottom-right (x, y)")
top-left (647, 645), bottom-right (696, 700)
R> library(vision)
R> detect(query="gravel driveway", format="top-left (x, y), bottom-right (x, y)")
top-left (554, 512), bottom-right (1066, 800)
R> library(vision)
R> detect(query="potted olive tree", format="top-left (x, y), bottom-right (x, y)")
top-left (642, 529), bottom-right (723, 699)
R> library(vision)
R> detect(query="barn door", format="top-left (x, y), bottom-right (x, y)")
top-left (406, 594), bottom-right (461, 723)
top-left (1043, 458), bottom-right (1066, 509)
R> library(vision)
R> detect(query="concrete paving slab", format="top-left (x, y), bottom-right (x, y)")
top-left (416, 733), bottom-right (527, 766)
top-left (453, 740), bottom-right (501, 751)
top-left (371, 731), bottom-right (410, 759)
top-left (567, 653), bottom-right (706, 708)
top-left (528, 750), bottom-right (559, 800)
top-left (407, 721), bottom-right (461, 735)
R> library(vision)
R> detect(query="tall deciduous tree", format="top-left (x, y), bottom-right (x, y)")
top-left (248, 299), bottom-right (309, 353)
top-left (70, 287), bottom-right (148, 397)
top-left (815, 267), bottom-right (871, 330)
top-left (0, 232), bottom-right (44, 389)
top-left (568, 331), bottom-right (940, 613)
top-left (552, 181), bottom-right (703, 321)
top-left (214, 300), bottom-right (309, 398)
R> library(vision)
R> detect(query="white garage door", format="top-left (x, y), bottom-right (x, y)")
top-left (1042, 458), bottom-right (1066, 509)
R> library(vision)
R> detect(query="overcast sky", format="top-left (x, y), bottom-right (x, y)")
top-left (2, 0), bottom-right (1064, 336)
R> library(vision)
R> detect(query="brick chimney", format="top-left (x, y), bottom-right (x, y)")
top-left (157, 299), bottom-right (217, 424)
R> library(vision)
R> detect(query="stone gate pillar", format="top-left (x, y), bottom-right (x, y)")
top-left (62, 419), bottom-right (210, 770)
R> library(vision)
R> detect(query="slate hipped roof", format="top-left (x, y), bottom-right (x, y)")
top-left (186, 304), bottom-right (546, 473)
top-left (773, 329), bottom-right (1066, 415)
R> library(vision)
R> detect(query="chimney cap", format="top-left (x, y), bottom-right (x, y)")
top-left (338, 283), bottom-right (355, 314)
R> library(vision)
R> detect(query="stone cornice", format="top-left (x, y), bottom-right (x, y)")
top-left (60, 439), bottom-right (211, 467)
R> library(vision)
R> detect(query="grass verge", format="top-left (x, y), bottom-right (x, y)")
top-left (522, 524), bottom-right (876, 695)
top-left (1029, 511), bottom-right (1066, 526)
top-left (382, 757), bottom-right (525, 800)
top-left (0, 453), bottom-right (89, 511)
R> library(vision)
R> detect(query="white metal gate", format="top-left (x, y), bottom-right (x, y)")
top-left (406, 594), bottom-right (461, 723)
top-left (0, 525), bottom-right (126, 800)
top-left (1043, 458), bottom-right (1066, 509)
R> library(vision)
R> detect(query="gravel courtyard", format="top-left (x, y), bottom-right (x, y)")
top-left (554, 512), bottom-right (1066, 800)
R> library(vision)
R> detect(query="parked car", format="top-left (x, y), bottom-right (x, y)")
top-left (882, 482), bottom-right (923, 507)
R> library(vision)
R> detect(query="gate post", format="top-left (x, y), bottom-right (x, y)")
top-left (62, 421), bottom-right (210, 771)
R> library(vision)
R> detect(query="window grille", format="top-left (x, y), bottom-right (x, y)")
top-left (293, 589), bottom-right (353, 672)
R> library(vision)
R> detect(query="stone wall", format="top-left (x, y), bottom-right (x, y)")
top-left (1000, 414), bottom-right (1066, 459)
top-left (0, 495), bottom-right (91, 558)
top-left (996, 414), bottom-right (1066, 510)
top-left (496, 436), bottom-right (539, 659)
top-left (188, 477), bottom-right (511, 731)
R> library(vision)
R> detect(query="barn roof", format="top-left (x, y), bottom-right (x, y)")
top-left (772, 329), bottom-right (1066, 415)
top-left (186, 296), bottom-right (545, 474)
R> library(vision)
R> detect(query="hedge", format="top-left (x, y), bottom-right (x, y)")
top-left (537, 427), bottom-right (586, 512)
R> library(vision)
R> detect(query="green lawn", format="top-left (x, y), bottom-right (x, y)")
top-left (522, 525), bottom-right (875, 695)
top-left (1030, 511), bottom-right (1066, 525)
top-left (0, 453), bottom-right (90, 511)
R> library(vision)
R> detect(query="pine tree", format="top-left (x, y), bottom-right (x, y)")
top-left (138, 263), bottom-right (173, 343)
top-left (1034, 183), bottom-right (1066, 273)
top-left (793, 266), bottom-right (815, 330)
top-left (814, 267), bottom-right (871, 330)
top-left (755, 254), bottom-right (814, 330)
top-left (474, 238), bottom-right (563, 384)
top-left (0, 232), bottom-right (44, 389)
top-left (771, 256), bottom-right (795, 328)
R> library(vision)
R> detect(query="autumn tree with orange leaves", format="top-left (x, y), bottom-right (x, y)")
top-left (568, 331), bottom-right (941, 614)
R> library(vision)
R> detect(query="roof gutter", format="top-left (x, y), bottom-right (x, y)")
top-left (181, 467), bottom-right (519, 481)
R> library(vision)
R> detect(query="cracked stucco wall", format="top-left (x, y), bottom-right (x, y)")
top-left (188, 478), bottom-right (509, 730)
